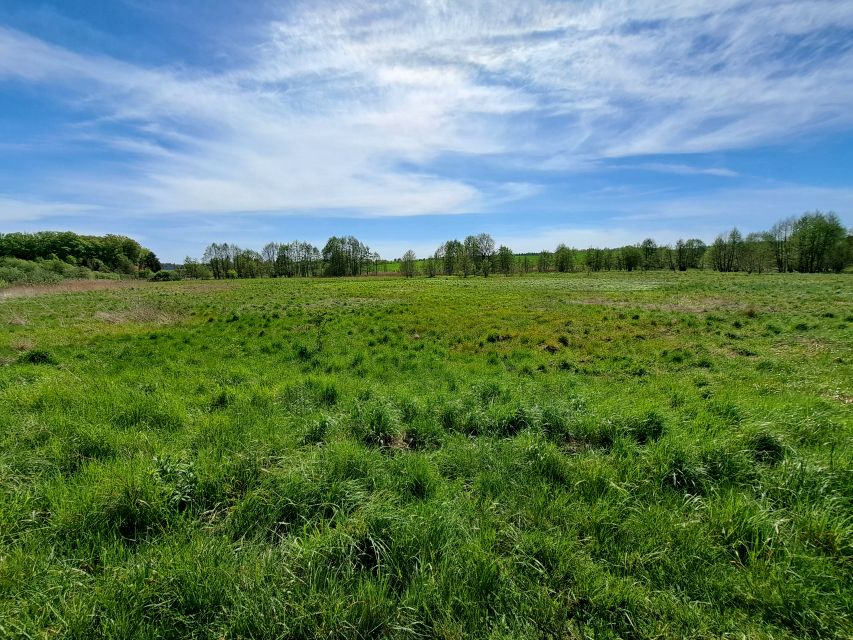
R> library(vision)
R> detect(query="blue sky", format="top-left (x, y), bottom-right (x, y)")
top-left (1, 0), bottom-right (852, 261)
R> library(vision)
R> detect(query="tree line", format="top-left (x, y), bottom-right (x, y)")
top-left (395, 211), bottom-right (850, 277)
top-left (6, 211), bottom-right (846, 284)
top-left (181, 237), bottom-right (385, 280)
top-left (0, 231), bottom-right (161, 274)
top-left (179, 211), bottom-right (849, 280)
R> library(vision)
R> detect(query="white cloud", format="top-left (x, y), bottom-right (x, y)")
top-left (627, 163), bottom-right (739, 178)
top-left (612, 185), bottom-right (853, 227)
top-left (0, 196), bottom-right (98, 223)
top-left (1, 1), bottom-right (853, 219)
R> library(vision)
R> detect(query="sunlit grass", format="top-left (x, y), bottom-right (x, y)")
top-left (0, 271), bottom-right (851, 638)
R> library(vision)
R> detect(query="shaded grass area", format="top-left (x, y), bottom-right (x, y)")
top-left (1, 272), bottom-right (851, 638)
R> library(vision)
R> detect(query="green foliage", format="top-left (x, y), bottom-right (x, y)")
top-left (0, 231), bottom-right (155, 274)
top-left (148, 270), bottom-right (182, 282)
top-left (17, 349), bottom-right (57, 365)
top-left (0, 257), bottom-right (69, 285)
top-left (0, 271), bottom-right (851, 638)
top-left (399, 249), bottom-right (417, 278)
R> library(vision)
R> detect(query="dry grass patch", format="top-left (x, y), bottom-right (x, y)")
top-left (9, 339), bottom-right (35, 352)
top-left (0, 279), bottom-right (138, 299)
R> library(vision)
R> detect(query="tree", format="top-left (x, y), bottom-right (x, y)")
top-left (497, 245), bottom-right (514, 275)
top-left (554, 244), bottom-right (574, 272)
top-left (439, 240), bottom-right (463, 276)
top-left (203, 242), bottom-right (232, 279)
top-left (791, 211), bottom-right (846, 273)
top-left (0, 231), bottom-right (156, 274)
top-left (400, 250), bottom-right (417, 278)
top-left (476, 233), bottom-right (496, 277)
top-left (640, 238), bottom-right (658, 270)
top-left (741, 233), bottom-right (772, 274)
top-left (234, 248), bottom-right (263, 278)
top-left (140, 250), bottom-right (162, 272)
top-left (462, 236), bottom-right (478, 277)
top-left (622, 246), bottom-right (641, 272)
top-left (684, 239), bottom-right (706, 269)
top-left (424, 256), bottom-right (437, 277)
top-left (828, 233), bottom-right (852, 272)
top-left (322, 236), bottom-right (373, 277)
top-left (261, 242), bottom-right (278, 277)
top-left (766, 217), bottom-right (795, 272)
top-left (711, 229), bottom-right (742, 272)
top-left (537, 250), bottom-right (551, 273)
top-left (181, 257), bottom-right (212, 279)
top-left (674, 240), bottom-right (688, 271)
top-left (115, 254), bottom-right (136, 275)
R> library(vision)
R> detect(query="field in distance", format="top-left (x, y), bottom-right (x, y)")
top-left (1, 271), bottom-right (851, 639)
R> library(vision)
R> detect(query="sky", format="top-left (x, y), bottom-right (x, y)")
top-left (0, 0), bottom-right (852, 262)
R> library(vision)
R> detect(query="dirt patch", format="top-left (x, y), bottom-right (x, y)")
top-left (0, 280), bottom-right (140, 299)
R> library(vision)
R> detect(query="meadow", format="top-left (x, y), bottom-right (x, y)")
top-left (0, 271), bottom-right (851, 639)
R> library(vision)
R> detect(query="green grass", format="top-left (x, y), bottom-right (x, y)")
top-left (1, 271), bottom-right (851, 639)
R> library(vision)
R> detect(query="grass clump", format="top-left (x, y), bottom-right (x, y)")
top-left (748, 431), bottom-right (786, 464)
top-left (17, 348), bottom-right (57, 365)
top-left (622, 410), bottom-right (666, 444)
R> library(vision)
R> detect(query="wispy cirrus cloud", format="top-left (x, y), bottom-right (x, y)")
top-left (0, 0), bottom-right (852, 237)
top-left (625, 163), bottom-right (739, 178)
top-left (0, 195), bottom-right (99, 222)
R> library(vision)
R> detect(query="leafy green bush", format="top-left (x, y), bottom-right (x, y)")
top-left (149, 270), bottom-right (182, 282)
top-left (0, 258), bottom-right (63, 284)
top-left (0, 257), bottom-right (114, 284)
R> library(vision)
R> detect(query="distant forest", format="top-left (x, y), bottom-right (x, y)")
top-left (0, 231), bottom-right (161, 286)
top-left (182, 211), bottom-right (851, 280)
top-left (0, 211), bottom-right (850, 286)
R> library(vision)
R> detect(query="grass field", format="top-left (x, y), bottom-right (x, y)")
top-left (1, 272), bottom-right (851, 639)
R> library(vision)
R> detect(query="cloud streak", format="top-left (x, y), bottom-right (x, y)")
top-left (1, 1), bottom-right (853, 223)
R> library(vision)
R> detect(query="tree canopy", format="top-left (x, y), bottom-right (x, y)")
top-left (0, 231), bottom-right (159, 274)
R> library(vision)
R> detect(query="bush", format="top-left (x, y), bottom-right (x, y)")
top-left (149, 270), bottom-right (182, 282)
top-left (0, 257), bottom-right (108, 284)
top-left (0, 258), bottom-right (63, 285)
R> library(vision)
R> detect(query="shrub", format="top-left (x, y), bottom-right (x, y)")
top-left (0, 257), bottom-right (112, 284)
top-left (149, 270), bottom-right (182, 282)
